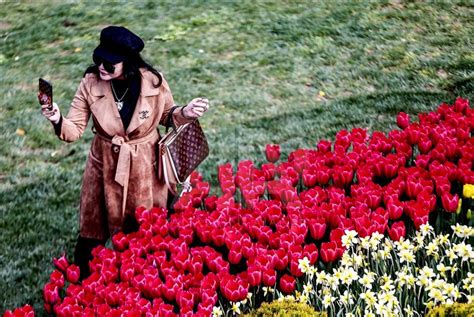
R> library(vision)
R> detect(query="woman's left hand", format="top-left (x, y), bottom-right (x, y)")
top-left (182, 97), bottom-right (209, 119)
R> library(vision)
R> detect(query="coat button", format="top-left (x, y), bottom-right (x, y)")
top-left (113, 146), bottom-right (120, 153)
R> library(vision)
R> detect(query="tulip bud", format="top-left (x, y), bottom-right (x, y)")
top-left (279, 274), bottom-right (296, 295)
top-left (66, 264), bottom-right (80, 284)
top-left (265, 144), bottom-right (280, 163)
top-left (52, 254), bottom-right (69, 273)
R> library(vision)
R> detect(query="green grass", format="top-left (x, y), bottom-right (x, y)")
top-left (0, 0), bottom-right (473, 314)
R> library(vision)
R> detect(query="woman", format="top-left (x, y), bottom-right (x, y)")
top-left (40, 26), bottom-right (209, 279)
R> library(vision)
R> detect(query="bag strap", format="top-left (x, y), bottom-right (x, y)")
top-left (162, 154), bottom-right (192, 197)
top-left (165, 105), bottom-right (180, 133)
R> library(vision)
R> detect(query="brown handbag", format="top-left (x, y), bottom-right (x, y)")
top-left (157, 106), bottom-right (209, 195)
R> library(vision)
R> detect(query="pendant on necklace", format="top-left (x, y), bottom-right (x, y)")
top-left (116, 101), bottom-right (123, 111)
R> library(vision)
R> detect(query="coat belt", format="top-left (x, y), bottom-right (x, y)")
top-left (96, 130), bottom-right (159, 215)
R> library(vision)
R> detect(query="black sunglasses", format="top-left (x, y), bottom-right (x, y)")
top-left (93, 55), bottom-right (116, 73)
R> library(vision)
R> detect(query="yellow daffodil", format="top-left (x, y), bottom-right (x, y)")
top-left (462, 184), bottom-right (474, 199)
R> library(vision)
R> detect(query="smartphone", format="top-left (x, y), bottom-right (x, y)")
top-left (38, 78), bottom-right (53, 110)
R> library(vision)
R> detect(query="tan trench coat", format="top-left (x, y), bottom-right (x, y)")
top-left (57, 68), bottom-right (191, 240)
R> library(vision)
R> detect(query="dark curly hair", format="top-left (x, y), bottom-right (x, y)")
top-left (84, 54), bottom-right (163, 88)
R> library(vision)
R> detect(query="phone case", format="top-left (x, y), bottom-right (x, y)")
top-left (38, 78), bottom-right (53, 107)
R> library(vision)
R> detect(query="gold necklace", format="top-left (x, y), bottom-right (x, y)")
top-left (110, 82), bottom-right (129, 111)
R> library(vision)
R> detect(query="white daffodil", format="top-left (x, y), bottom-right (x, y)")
top-left (360, 290), bottom-right (377, 308)
top-left (380, 277), bottom-right (395, 292)
top-left (467, 294), bottom-right (474, 304)
top-left (436, 263), bottom-right (450, 279)
top-left (420, 223), bottom-right (433, 236)
top-left (341, 267), bottom-right (358, 285)
top-left (442, 283), bottom-right (460, 300)
top-left (303, 283), bottom-right (313, 295)
top-left (426, 241), bottom-right (439, 258)
top-left (360, 236), bottom-right (371, 250)
top-left (298, 293), bottom-right (308, 304)
top-left (326, 274), bottom-right (340, 290)
top-left (298, 256), bottom-right (311, 274)
top-left (450, 263), bottom-right (459, 277)
top-left (315, 271), bottom-right (328, 285)
top-left (353, 253), bottom-right (365, 267)
top-left (369, 232), bottom-right (384, 250)
top-left (339, 290), bottom-right (354, 306)
top-left (212, 306), bottom-right (223, 317)
top-left (306, 265), bottom-right (317, 279)
top-left (341, 229), bottom-right (359, 248)
top-left (322, 294), bottom-right (334, 309)
top-left (230, 302), bottom-right (241, 315)
top-left (399, 248), bottom-right (416, 264)
top-left (414, 231), bottom-right (425, 246)
top-left (403, 305), bottom-right (416, 317)
top-left (462, 272), bottom-right (474, 291)
top-left (420, 266), bottom-right (436, 279)
top-left (428, 287), bottom-right (445, 303)
top-left (453, 242), bottom-right (473, 262)
top-left (262, 286), bottom-right (274, 296)
top-left (451, 223), bottom-right (466, 238)
top-left (436, 233), bottom-right (450, 246)
top-left (340, 252), bottom-right (354, 267)
top-left (445, 247), bottom-right (458, 264)
top-left (359, 270), bottom-right (376, 289)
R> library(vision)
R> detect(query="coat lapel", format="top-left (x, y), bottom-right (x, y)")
top-left (89, 79), bottom-right (125, 136)
top-left (126, 69), bottom-right (161, 135)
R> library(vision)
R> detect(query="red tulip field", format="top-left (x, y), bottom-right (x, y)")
top-left (4, 98), bottom-right (474, 316)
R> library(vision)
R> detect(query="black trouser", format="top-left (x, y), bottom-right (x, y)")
top-left (73, 215), bottom-right (140, 280)
top-left (73, 191), bottom-right (179, 280)
top-left (73, 236), bottom-right (107, 281)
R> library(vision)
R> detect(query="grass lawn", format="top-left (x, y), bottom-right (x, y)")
top-left (0, 0), bottom-right (473, 314)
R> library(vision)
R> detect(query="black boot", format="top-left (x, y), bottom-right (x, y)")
top-left (73, 236), bottom-right (106, 281)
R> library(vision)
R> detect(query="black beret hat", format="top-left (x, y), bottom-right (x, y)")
top-left (93, 26), bottom-right (144, 64)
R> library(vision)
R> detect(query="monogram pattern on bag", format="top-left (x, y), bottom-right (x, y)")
top-left (168, 120), bottom-right (209, 181)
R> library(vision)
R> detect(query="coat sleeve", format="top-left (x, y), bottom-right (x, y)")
top-left (159, 76), bottom-right (193, 127)
top-left (56, 78), bottom-right (91, 142)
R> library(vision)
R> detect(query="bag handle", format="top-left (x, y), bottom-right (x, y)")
top-left (165, 105), bottom-right (180, 133)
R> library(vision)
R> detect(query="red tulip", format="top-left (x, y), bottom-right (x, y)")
top-left (396, 112), bottom-right (410, 129)
top-left (52, 253), bottom-right (69, 273)
top-left (247, 265), bottom-right (262, 287)
top-left (454, 97), bottom-right (469, 114)
top-left (43, 282), bottom-right (60, 305)
top-left (262, 268), bottom-right (277, 286)
top-left (320, 241), bottom-right (342, 263)
top-left (388, 221), bottom-right (406, 241)
top-left (386, 200), bottom-right (404, 220)
top-left (302, 168), bottom-right (317, 188)
top-left (265, 144), bottom-right (281, 163)
top-left (49, 269), bottom-right (65, 288)
top-left (220, 275), bottom-right (248, 302)
top-left (315, 166), bottom-right (331, 185)
top-left (441, 192), bottom-right (459, 213)
top-left (279, 274), bottom-right (296, 295)
top-left (66, 264), bottom-right (80, 284)
top-left (289, 255), bottom-right (304, 277)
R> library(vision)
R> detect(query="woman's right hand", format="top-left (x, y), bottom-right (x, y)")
top-left (41, 102), bottom-right (61, 124)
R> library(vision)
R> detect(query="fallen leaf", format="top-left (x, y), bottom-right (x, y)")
top-left (16, 128), bottom-right (26, 136)
top-left (74, 47), bottom-right (82, 53)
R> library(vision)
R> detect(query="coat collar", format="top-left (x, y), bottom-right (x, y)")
top-left (88, 68), bottom-right (161, 136)
top-left (90, 68), bottom-right (161, 97)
